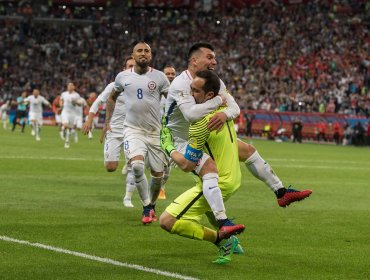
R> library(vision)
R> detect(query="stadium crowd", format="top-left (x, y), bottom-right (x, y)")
top-left (0, 0), bottom-right (369, 119)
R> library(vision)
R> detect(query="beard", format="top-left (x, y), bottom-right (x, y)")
top-left (136, 58), bottom-right (150, 68)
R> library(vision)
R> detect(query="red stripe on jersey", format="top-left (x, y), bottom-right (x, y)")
top-left (185, 70), bottom-right (192, 80)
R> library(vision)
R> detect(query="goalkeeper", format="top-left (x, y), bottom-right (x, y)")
top-left (160, 70), bottom-right (244, 264)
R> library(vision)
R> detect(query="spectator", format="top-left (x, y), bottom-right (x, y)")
top-left (332, 121), bottom-right (341, 145)
top-left (292, 117), bottom-right (303, 143)
top-left (0, 1), bottom-right (368, 121)
top-left (353, 121), bottom-right (366, 146)
top-left (244, 113), bottom-right (254, 137)
top-left (342, 123), bottom-right (353, 146)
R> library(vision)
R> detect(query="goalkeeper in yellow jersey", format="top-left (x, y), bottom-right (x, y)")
top-left (160, 70), bottom-right (244, 264)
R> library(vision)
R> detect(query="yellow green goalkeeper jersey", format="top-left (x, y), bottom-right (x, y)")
top-left (184, 108), bottom-right (241, 196)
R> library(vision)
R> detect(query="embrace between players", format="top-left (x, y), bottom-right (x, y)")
top-left (83, 41), bottom-right (312, 264)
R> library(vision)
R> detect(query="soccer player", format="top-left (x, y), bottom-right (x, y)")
top-left (60, 82), bottom-right (81, 148)
top-left (0, 99), bottom-right (11, 129)
top-left (158, 65), bottom-right (177, 200)
top-left (52, 94), bottom-right (64, 140)
top-left (106, 42), bottom-right (169, 224)
top-left (11, 91), bottom-right (28, 133)
top-left (73, 95), bottom-right (87, 143)
top-left (24, 89), bottom-right (52, 141)
top-left (163, 65), bottom-right (176, 83)
top-left (160, 70), bottom-right (244, 264)
top-left (83, 57), bottom-right (136, 208)
top-left (165, 42), bottom-right (312, 210)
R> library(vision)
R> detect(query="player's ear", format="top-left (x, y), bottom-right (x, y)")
top-left (190, 56), bottom-right (197, 66)
top-left (205, 91), bottom-right (215, 101)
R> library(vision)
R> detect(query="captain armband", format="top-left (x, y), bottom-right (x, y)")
top-left (184, 145), bottom-right (203, 163)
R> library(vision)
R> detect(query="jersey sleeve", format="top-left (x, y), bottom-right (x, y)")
top-left (172, 81), bottom-right (222, 122)
top-left (42, 97), bottom-right (50, 106)
top-left (184, 117), bottom-right (210, 162)
top-left (219, 80), bottom-right (240, 120)
top-left (89, 83), bottom-right (114, 113)
top-left (113, 72), bottom-right (124, 92)
top-left (89, 94), bottom-right (104, 114)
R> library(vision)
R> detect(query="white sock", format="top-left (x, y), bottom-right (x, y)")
top-left (65, 128), bottom-right (70, 143)
top-left (72, 129), bottom-right (78, 142)
top-left (245, 151), bottom-right (284, 192)
top-left (124, 169), bottom-right (136, 199)
top-left (131, 160), bottom-right (150, 206)
top-left (202, 173), bottom-right (227, 220)
top-left (150, 175), bottom-right (163, 204)
top-left (36, 125), bottom-right (40, 138)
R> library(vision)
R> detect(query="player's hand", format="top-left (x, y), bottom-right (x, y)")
top-left (160, 126), bottom-right (176, 156)
top-left (82, 120), bottom-right (92, 135)
top-left (208, 112), bottom-right (227, 132)
top-left (100, 124), bottom-right (111, 143)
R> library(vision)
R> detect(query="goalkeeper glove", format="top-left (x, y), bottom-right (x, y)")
top-left (160, 126), bottom-right (176, 156)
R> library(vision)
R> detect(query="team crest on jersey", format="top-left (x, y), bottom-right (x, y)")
top-left (148, 81), bottom-right (157, 92)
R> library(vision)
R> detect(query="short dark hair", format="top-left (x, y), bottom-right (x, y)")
top-left (132, 41), bottom-right (150, 50)
top-left (163, 65), bottom-right (175, 70)
top-left (125, 56), bottom-right (133, 64)
top-left (195, 70), bottom-right (220, 96)
top-left (188, 42), bottom-right (214, 60)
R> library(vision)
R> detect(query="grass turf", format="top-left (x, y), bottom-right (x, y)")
top-left (0, 125), bottom-right (369, 280)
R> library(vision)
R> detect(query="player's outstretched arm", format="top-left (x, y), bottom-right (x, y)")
top-left (82, 112), bottom-right (95, 135)
top-left (83, 94), bottom-right (104, 135)
top-left (177, 92), bottom-right (223, 122)
top-left (100, 89), bottom-right (118, 143)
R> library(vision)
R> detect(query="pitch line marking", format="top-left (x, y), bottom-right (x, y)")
top-left (0, 235), bottom-right (199, 280)
top-left (1, 155), bottom-right (369, 170)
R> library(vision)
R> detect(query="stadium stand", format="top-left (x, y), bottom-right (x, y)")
top-left (0, 0), bottom-right (369, 144)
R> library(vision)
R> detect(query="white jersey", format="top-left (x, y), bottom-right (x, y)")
top-left (89, 82), bottom-right (126, 136)
top-left (76, 97), bottom-right (87, 118)
top-left (25, 95), bottom-right (50, 114)
top-left (114, 67), bottom-right (170, 134)
top-left (61, 91), bottom-right (81, 115)
top-left (0, 102), bottom-right (10, 115)
top-left (165, 70), bottom-right (240, 143)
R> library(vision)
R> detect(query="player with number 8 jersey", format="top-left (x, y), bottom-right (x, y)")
top-left (114, 67), bottom-right (169, 133)
top-left (109, 42), bottom-right (170, 224)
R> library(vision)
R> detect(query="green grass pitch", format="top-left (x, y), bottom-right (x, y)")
top-left (0, 125), bottom-right (369, 280)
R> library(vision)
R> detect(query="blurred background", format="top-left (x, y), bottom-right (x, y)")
top-left (0, 0), bottom-right (369, 145)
